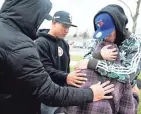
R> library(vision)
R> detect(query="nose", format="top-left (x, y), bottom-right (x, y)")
top-left (64, 28), bottom-right (69, 34)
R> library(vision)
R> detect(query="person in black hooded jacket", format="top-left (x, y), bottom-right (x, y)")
top-left (0, 0), bottom-right (114, 114)
top-left (35, 11), bottom-right (88, 87)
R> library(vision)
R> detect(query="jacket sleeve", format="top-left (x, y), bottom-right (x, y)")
top-left (83, 39), bottom-right (103, 60)
top-left (0, 47), bottom-right (7, 70)
top-left (35, 39), bottom-right (68, 86)
top-left (65, 41), bottom-right (70, 73)
top-left (87, 38), bottom-right (141, 83)
top-left (8, 41), bottom-right (93, 107)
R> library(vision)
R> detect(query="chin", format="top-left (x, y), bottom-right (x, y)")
top-left (58, 37), bottom-right (65, 39)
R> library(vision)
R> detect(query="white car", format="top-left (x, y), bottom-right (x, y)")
top-left (73, 42), bottom-right (84, 48)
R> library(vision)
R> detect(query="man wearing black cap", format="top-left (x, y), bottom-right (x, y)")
top-left (35, 11), bottom-right (88, 88)
top-left (35, 10), bottom-right (88, 114)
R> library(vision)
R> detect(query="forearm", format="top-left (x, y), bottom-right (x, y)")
top-left (38, 76), bottom-right (93, 107)
top-left (87, 58), bottom-right (130, 83)
top-left (45, 66), bottom-right (68, 86)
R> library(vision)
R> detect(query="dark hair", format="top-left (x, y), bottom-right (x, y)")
top-left (114, 29), bottom-right (125, 46)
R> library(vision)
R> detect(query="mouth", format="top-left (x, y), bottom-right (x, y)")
top-left (62, 34), bottom-right (67, 36)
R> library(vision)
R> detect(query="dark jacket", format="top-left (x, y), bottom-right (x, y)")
top-left (35, 29), bottom-right (70, 86)
top-left (0, 0), bottom-right (93, 114)
top-left (84, 5), bottom-right (141, 83)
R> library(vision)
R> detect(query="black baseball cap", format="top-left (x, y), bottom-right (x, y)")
top-left (52, 11), bottom-right (77, 27)
top-left (45, 13), bottom-right (52, 20)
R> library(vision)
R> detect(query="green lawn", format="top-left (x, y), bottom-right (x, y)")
top-left (70, 55), bottom-right (83, 61)
top-left (138, 73), bottom-right (141, 80)
top-left (70, 55), bottom-right (141, 114)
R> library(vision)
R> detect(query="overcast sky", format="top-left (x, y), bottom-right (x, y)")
top-left (1, 0), bottom-right (141, 35)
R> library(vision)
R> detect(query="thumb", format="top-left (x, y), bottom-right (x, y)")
top-left (97, 81), bottom-right (101, 85)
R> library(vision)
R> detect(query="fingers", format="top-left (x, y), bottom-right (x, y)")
top-left (97, 81), bottom-right (101, 85)
top-left (111, 48), bottom-right (117, 52)
top-left (72, 83), bottom-right (82, 88)
top-left (108, 55), bottom-right (118, 61)
top-left (103, 95), bottom-right (113, 99)
top-left (74, 65), bottom-right (81, 70)
top-left (104, 88), bottom-right (114, 95)
top-left (112, 52), bottom-right (118, 55)
top-left (105, 46), bottom-right (118, 53)
top-left (111, 55), bottom-right (117, 59)
top-left (71, 79), bottom-right (86, 87)
top-left (103, 84), bottom-right (114, 91)
top-left (76, 73), bottom-right (86, 77)
top-left (75, 77), bottom-right (87, 81)
top-left (74, 69), bottom-right (81, 73)
top-left (74, 80), bottom-right (85, 85)
top-left (109, 58), bottom-right (116, 61)
top-left (101, 81), bottom-right (110, 87)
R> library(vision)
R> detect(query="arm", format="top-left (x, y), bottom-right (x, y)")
top-left (35, 39), bottom-right (68, 86)
top-left (88, 38), bottom-right (141, 83)
top-left (8, 41), bottom-right (93, 107)
top-left (0, 47), bottom-right (7, 70)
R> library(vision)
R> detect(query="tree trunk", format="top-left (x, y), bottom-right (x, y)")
top-left (132, 0), bottom-right (141, 33)
top-left (118, 0), bottom-right (141, 33)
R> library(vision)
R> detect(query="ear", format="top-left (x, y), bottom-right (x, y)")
top-left (52, 21), bottom-right (56, 25)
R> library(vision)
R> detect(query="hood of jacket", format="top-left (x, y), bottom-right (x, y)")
top-left (94, 4), bottom-right (130, 46)
top-left (0, 0), bottom-right (52, 40)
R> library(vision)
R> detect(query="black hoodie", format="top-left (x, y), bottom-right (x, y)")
top-left (0, 0), bottom-right (93, 114)
top-left (0, 0), bottom-right (52, 40)
top-left (85, 5), bottom-right (141, 83)
top-left (35, 29), bottom-right (70, 86)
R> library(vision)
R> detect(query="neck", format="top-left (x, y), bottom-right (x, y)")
top-left (48, 29), bottom-right (57, 38)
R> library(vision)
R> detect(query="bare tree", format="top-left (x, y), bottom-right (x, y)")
top-left (81, 30), bottom-right (89, 39)
top-left (73, 33), bottom-right (77, 38)
top-left (118, 0), bottom-right (141, 33)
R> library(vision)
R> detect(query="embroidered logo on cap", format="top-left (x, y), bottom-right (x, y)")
top-left (97, 19), bottom-right (104, 27)
top-left (54, 16), bottom-right (60, 19)
top-left (69, 14), bottom-right (72, 23)
top-left (96, 32), bottom-right (102, 38)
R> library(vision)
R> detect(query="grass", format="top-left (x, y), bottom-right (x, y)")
top-left (70, 55), bottom-right (141, 114)
top-left (138, 73), bottom-right (141, 80)
top-left (70, 66), bottom-right (75, 72)
top-left (70, 55), bottom-right (83, 61)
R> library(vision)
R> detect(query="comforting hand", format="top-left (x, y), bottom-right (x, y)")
top-left (75, 59), bottom-right (89, 70)
top-left (67, 70), bottom-right (87, 88)
top-left (100, 45), bottom-right (118, 61)
top-left (90, 81), bottom-right (114, 101)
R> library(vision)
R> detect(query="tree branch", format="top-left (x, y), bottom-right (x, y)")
top-left (134, 0), bottom-right (141, 20)
top-left (118, 0), bottom-right (134, 20)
